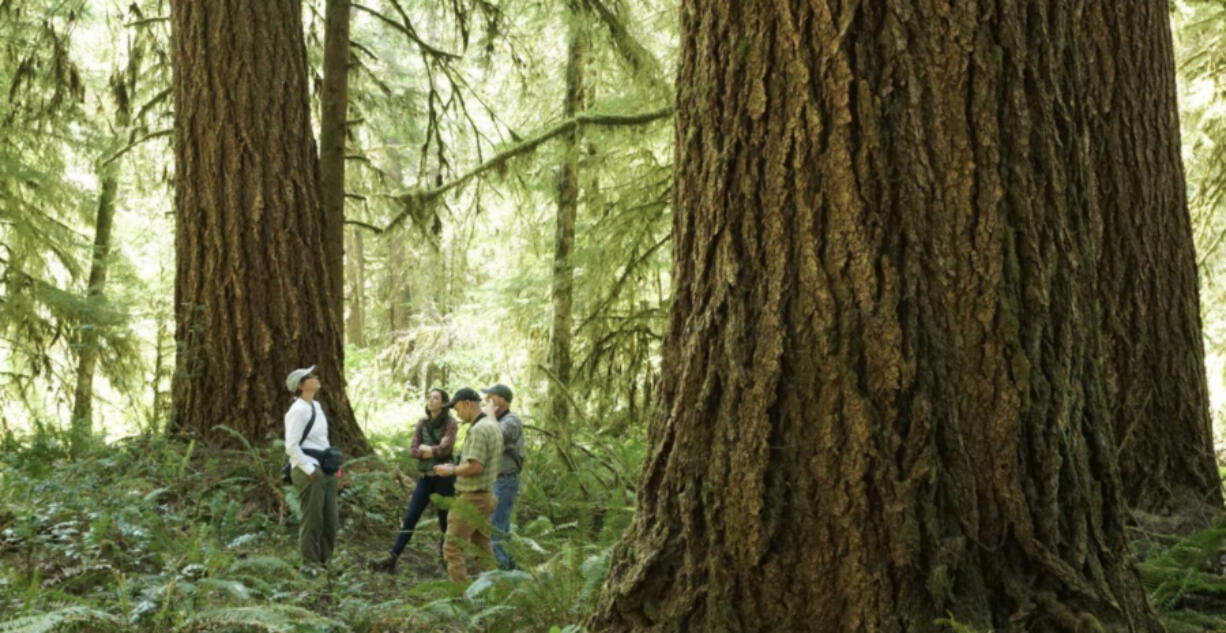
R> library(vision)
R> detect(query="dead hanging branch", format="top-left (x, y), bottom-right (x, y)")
top-left (365, 106), bottom-right (674, 234)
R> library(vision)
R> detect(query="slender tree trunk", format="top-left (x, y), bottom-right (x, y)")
top-left (71, 56), bottom-right (137, 454)
top-left (150, 296), bottom-right (171, 433)
top-left (589, 3), bottom-right (1171, 632)
top-left (69, 164), bottom-right (118, 454)
top-left (320, 0), bottom-right (349, 333)
top-left (386, 229), bottom-right (411, 335)
top-left (547, 6), bottom-right (586, 440)
top-left (167, 0), bottom-right (369, 455)
top-left (346, 227), bottom-right (366, 347)
top-left (1089, 5), bottom-right (1222, 522)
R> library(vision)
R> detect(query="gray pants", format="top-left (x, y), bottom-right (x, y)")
top-left (292, 467), bottom-right (338, 565)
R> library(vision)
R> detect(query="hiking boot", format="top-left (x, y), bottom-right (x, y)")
top-left (369, 553), bottom-right (398, 573)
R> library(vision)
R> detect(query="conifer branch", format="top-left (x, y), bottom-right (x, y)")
top-left (584, 0), bottom-right (669, 96)
top-left (351, 3), bottom-right (459, 60)
top-left (99, 129), bottom-right (172, 168)
top-left (576, 232), bottom-right (670, 335)
top-left (367, 106), bottom-right (674, 234)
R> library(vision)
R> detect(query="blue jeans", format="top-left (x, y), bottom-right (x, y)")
top-left (391, 474), bottom-right (456, 556)
top-left (491, 474), bottom-right (519, 569)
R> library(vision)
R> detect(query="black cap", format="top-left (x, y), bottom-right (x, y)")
top-left (481, 383), bottom-right (513, 403)
top-left (445, 387), bottom-right (481, 407)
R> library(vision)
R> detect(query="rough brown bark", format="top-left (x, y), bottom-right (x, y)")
top-left (589, 2), bottom-right (1171, 632)
top-left (320, 0), bottom-right (349, 333)
top-left (167, 0), bottom-right (369, 455)
top-left (547, 6), bottom-right (587, 440)
top-left (1088, 5), bottom-right (1222, 522)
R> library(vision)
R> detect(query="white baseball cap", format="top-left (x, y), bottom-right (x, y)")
top-left (285, 365), bottom-right (317, 393)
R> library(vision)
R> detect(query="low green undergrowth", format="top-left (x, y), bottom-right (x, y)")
top-left (1135, 522), bottom-right (1226, 632)
top-left (0, 428), bottom-right (641, 632)
top-left (8, 427), bottom-right (1226, 633)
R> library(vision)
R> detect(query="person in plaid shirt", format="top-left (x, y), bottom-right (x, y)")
top-left (433, 387), bottom-right (503, 582)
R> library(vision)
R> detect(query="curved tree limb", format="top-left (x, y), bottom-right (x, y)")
top-left (352, 3), bottom-right (459, 60)
top-left (368, 106), bottom-right (674, 234)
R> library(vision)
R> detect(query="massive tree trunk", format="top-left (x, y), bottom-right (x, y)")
top-left (589, 3), bottom-right (1174, 632)
top-left (319, 0), bottom-right (349, 334)
top-left (1089, 6), bottom-right (1222, 521)
top-left (546, 5), bottom-right (587, 440)
top-left (167, 0), bottom-right (369, 455)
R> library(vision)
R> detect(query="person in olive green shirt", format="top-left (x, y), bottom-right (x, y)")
top-left (433, 387), bottom-right (503, 582)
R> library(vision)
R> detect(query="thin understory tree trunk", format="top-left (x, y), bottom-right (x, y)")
top-left (547, 5), bottom-right (587, 443)
top-left (346, 227), bottom-right (366, 347)
top-left (71, 48), bottom-right (137, 455)
top-left (69, 165), bottom-right (118, 453)
top-left (320, 0), bottom-right (349, 336)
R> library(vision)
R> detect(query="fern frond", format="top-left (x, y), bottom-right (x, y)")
top-left (176, 605), bottom-right (346, 633)
top-left (0, 605), bottom-right (121, 633)
top-left (226, 556), bottom-right (298, 580)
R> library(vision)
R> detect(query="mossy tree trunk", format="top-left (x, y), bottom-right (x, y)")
top-left (71, 33), bottom-right (140, 455)
top-left (547, 3), bottom-right (587, 441)
top-left (589, 2), bottom-right (1177, 632)
top-left (167, 0), bottom-right (369, 455)
top-left (69, 161), bottom-right (118, 454)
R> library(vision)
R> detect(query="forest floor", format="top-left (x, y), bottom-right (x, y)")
top-left (0, 433), bottom-right (623, 632)
top-left (2, 433), bottom-right (1225, 632)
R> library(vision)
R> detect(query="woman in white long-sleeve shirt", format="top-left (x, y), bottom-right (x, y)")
top-left (284, 365), bottom-right (338, 566)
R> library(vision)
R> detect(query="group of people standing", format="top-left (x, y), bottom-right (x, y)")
top-left (282, 365), bottom-right (526, 583)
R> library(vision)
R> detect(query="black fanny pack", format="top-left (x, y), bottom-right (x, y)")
top-left (302, 447), bottom-right (344, 474)
top-left (282, 402), bottom-right (342, 482)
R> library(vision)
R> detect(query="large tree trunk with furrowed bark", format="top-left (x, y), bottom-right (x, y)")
top-left (589, 2), bottom-right (1186, 632)
top-left (1087, 5), bottom-right (1222, 523)
top-left (167, 0), bottom-right (369, 455)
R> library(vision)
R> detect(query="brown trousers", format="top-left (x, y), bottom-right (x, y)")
top-left (443, 491), bottom-right (497, 582)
